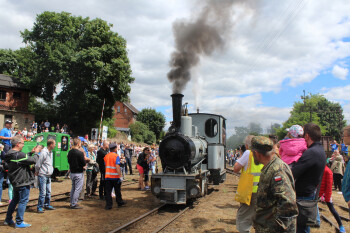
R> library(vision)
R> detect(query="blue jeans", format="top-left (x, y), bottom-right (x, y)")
top-left (5, 185), bottom-right (30, 225)
top-left (0, 172), bottom-right (4, 201)
top-left (296, 196), bottom-right (319, 233)
top-left (37, 176), bottom-right (51, 209)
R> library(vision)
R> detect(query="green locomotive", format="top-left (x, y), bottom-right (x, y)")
top-left (23, 132), bottom-right (70, 173)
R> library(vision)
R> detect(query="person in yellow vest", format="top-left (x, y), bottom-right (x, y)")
top-left (233, 135), bottom-right (264, 233)
top-left (104, 143), bottom-right (126, 210)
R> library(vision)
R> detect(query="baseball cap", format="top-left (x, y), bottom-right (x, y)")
top-left (5, 120), bottom-right (12, 124)
top-left (109, 143), bottom-right (117, 150)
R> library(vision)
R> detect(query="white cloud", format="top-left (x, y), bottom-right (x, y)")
top-left (332, 65), bottom-right (348, 80)
top-left (323, 85), bottom-right (350, 124)
top-left (1, 0), bottom-right (350, 134)
top-left (323, 85), bottom-right (350, 101)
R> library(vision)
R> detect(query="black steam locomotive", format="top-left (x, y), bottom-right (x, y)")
top-left (151, 94), bottom-right (226, 204)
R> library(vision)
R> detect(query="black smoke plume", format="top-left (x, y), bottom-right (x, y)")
top-left (167, 0), bottom-right (244, 94)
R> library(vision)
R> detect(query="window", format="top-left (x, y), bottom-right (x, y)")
top-left (205, 118), bottom-right (218, 138)
top-left (61, 136), bottom-right (68, 151)
top-left (0, 91), bottom-right (6, 100)
top-left (35, 136), bottom-right (44, 142)
top-left (4, 115), bottom-right (12, 122)
top-left (222, 120), bottom-right (226, 146)
top-left (117, 106), bottom-right (120, 112)
top-left (124, 108), bottom-right (127, 113)
top-left (13, 92), bottom-right (21, 99)
top-left (47, 135), bottom-right (56, 141)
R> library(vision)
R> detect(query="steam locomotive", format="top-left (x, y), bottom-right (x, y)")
top-left (151, 94), bottom-right (227, 204)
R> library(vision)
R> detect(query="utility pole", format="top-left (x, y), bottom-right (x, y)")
top-left (300, 90), bottom-right (313, 123)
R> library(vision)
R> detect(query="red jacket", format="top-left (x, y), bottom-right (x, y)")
top-left (319, 166), bottom-right (333, 202)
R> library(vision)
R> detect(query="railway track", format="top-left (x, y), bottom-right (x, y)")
top-left (110, 171), bottom-right (239, 233)
top-left (226, 168), bottom-right (240, 177)
top-left (0, 191), bottom-right (70, 214)
top-left (108, 204), bottom-right (190, 233)
top-left (318, 201), bottom-right (350, 232)
top-left (0, 180), bottom-right (138, 215)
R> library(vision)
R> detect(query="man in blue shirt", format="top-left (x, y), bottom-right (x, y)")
top-left (330, 140), bottom-right (339, 152)
top-left (0, 121), bottom-right (13, 153)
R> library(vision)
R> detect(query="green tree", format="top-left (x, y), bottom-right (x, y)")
top-left (129, 121), bottom-right (156, 144)
top-left (99, 117), bottom-right (118, 138)
top-left (276, 94), bottom-right (346, 140)
top-left (1, 11), bottom-right (134, 134)
top-left (136, 108), bottom-right (166, 140)
top-left (0, 49), bottom-right (17, 75)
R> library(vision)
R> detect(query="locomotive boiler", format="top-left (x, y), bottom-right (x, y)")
top-left (151, 94), bottom-right (226, 204)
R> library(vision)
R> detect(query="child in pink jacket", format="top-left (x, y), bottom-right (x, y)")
top-left (279, 125), bottom-right (307, 168)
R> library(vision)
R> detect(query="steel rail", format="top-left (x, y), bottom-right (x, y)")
top-left (152, 206), bottom-right (190, 233)
top-left (0, 181), bottom-right (138, 215)
top-left (108, 204), bottom-right (166, 233)
top-left (226, 168), bottom-right (240, 177)
top-left (319, 204), bottom-right (350, 222)
top-left (320, 213), bottom-right (340, 232)
top-left (0, 192), bottom-right (70, 214)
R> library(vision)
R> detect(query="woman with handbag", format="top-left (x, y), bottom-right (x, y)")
top-left (86, 144), bottom-right (98, 197)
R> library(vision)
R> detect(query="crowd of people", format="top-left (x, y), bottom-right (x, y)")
top-left (233, 123), bottom-right (350, 233)
top-left (0, 120), bottom-right (70, 142)
top-left (0, 119), bottom-right (159, 228)
top-left (1, 119), bottom-right (350, 232)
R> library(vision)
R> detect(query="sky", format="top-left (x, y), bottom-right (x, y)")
top-left (0, 0), bottom-right (350, 136)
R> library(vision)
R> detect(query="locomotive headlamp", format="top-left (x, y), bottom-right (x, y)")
top-left (153, 186), bottom-right (161, 195)
top-left (189, 185), bottom-right (201, 198)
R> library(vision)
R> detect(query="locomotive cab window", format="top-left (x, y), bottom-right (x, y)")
top-left (205, 118), bottom-right (218, 138)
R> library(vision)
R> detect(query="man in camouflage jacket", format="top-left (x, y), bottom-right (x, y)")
top-left (251, 136), bottom-right (298, 233)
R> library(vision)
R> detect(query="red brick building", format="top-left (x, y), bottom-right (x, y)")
top-left (113, 101), bottom-right (139, 132)
top-left (0, 74), bottom-right (34, 129)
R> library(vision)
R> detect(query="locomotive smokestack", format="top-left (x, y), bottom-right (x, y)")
top-left (171, 94), bottom-right (184, 131)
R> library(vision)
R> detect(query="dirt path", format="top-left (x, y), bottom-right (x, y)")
top-left (0, 171), bottom-right (348, 233)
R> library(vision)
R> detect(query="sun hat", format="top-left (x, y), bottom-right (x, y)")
top-left (286, 125), bottom-right (303, 138)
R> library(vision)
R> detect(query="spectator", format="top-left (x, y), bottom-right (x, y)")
top-left (104, 143), bottom-right (126, 210)
top-left (67, 138), bottom-right (90, 209)
top-left (44, 120), bottom-right (50, 130)
top-left (35, 140), bottom-right (55, 213)
top-left (0, 120), bottom-right (13, 153)
top-left (22, 128), bottom-right (28, 139)
top-left (120, 152), bottom-right (126, 180)
top-left (149, 149), bottom-right (157, 175)
top-left (252, 136), bottom-right (298, 232)
top-left (96, 141), bottom-right (109, 200)
top-left (27, 129), bottom-right (33, 140)
top-left (31, 121), bottom-right (37, 131)
top-left (39, 121), bottom-right (45, 133)
top-left (330, 140), bottom-right (339, 152)
top-left (342, 157), bottom-right (350, 218)
top-left (319, 166), bottom-right (346, 232)
top-left (0, 144), bottom-right (4, 205)
top-left (340, 140), bottom-right (349, 163)
top-left (279, 125), bottom-right (307, 168)
top-left (44, 128), bottom-right (49, 133)
top-left (124, 145), bottom-right (133, 175)
top-left (137, 147), bottom-right (151, 191)
top-left (86, 144), bottom-right (98, 197)
top-left (55, 123), bottom-right (60, 133)
top-left (233, 135), bottom-right (264, 233)
top-left (331, 150), bottom-right (345, 192)
top-left (4, 136), bottom-right (40, 228)
top-left (291, 123), bottom-right (326, 233)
